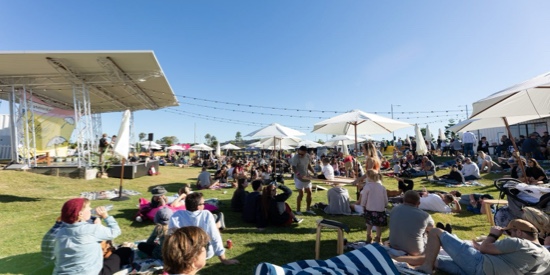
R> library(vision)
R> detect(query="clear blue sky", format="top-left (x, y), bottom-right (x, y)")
top-left (1, 1), bottom-right (550, 144)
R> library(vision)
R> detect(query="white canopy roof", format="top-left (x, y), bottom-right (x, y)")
top-left (0, 51), bottom-right (178, 113)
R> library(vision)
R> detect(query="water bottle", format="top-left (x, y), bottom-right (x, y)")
top-left (91, 204), bottom-right (113, 215)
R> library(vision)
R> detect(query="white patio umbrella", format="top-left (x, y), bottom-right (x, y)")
top-left (424, 125), bottom-right (432, 142)
top-left (245, 123), bottom-right (305, 138)
top-left (448, 115), bottom-right (550, 133)
top-left (140, 141), bottom-right (162, 150)
top-left (415, 124), bottom-right (428, 155)
top-left (220, 143), bottom-right (241, 150)
top-left (166, 144), bottom-right (185, 151)
top-left (297, 139), bottom-right (324, 148)
top-left (264, 145), bottom-right (295, 150)
top-left (313, 109), bottom-right (411, 156)
top-left (246, 123), bottom-right (305, 174)
top-left (439, 128), bottom-right (446, 140)
top-left (111, 110), bottom-right (131, 201)
top-left (324, 135), bottom-right (366, 147)
top-left (259, 136), bottom-right (301, 148)
top-left (190, 143), bottom-right (214, 151)
top-left (215, 143), bottom-right (221, 157)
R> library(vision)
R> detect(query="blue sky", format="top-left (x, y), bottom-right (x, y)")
top-left (1, 1), bottom-right (550, 144)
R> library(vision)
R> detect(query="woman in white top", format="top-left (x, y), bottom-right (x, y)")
top-left (477, 150), bottom-right (493, 173)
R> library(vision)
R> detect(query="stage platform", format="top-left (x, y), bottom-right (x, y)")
top-left (25, 160), bottom-right (159, 180)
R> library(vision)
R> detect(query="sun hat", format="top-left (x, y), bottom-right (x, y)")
top-left (503, 219), bottom-right (538, 233)
top-left (151, 186), bottom-right (167, 196)
top-left (154, 207), bottom-right (173, 225)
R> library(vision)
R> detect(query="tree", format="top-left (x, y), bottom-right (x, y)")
top-left (204, 134), bottom-right (211, 145)
top-left (159, 136), bottom-right (178, 146)
top-left (444, 119), bottom-right (457, 139)
top-left (210, 136), bottom-right (218, 147)
top-left (317, 139), bottom-right (324, 144)
top-left (235, 131), bottom-right (243, 144)
top-left (139, 132), bottom-right (146, 141)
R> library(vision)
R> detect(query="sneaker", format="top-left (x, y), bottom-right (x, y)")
top-left (445, 223), bottom-right (453, 234)
top-left (294, 211), bottom-right (303, 216)
top-left (436, 222), bottom-right (445, 230)
top-left (294, 218), bottom-right (304, 224)
top-left (304, 210), bottom-right (316, 215)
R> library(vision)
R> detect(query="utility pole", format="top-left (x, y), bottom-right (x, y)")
top-left (391, 104), bottom-right (401, 141)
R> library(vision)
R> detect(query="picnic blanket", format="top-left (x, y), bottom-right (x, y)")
top-left (430, 180), bottom-right (486, 188)
top-left (254, 243), bottom-right (400, 275)
top-left (80, 189), bottom-right (141, 200)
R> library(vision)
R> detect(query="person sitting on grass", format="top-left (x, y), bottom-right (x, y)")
top-left (162, 226), bottom-right (210, 275)
top-left (231, 178), bottom-right (248, 212)
top-left (196, 166), bottom-right (220, 190)
top-left (322, 182), bottom-right (351, 215)
top-left (257, 182), bottom-right (303, 229)
top-left (434, 164), bottom-right (465, 184)
top-left (53, 198), bottom-right (122, 275)
top-left (415, 219), bottom-right (550, 275)
top-left (461, 157), bottom-right (481, 181)
top-left (170, 184), bottom-right (192, 208)
top-left (137, 207), bottom-right (172, 259)
top-left (242, 180), bottom-right (263, 224)
top-left (317, 157), bottom-right (335, 180)
top-left (525, 158), bottom-right (548, 184)
top-left (168, 193), bottom-right (237, 265)
top-left (477, 150), bottom-right (494, 173)
top-left (389, 191), bottom-right (435, 257)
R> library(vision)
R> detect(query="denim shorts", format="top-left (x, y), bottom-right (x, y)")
top-left (436, 232), bottom-right (484, 275)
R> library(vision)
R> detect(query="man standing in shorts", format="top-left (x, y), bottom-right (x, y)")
top-left (291, 146), bottom-right (315, 215)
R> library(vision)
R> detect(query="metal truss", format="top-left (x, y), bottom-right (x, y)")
top-left (46, 58), bottom-right (129, 111)
top-left (9, 86), bottom-right (37, 167)
top-left (96, 57), bottom-right (160, 109)
top-left (73, 85), bottom-right (94, 167)
top-left (92, 113), bottom-right (102, 152)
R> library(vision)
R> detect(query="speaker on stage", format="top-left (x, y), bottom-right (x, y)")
top-left (148, 133), bottom-right (154, 141)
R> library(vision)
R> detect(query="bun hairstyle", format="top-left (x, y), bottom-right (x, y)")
top-left (61, 198), bottom-right (89, 224)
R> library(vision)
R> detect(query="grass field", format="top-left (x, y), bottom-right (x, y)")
top-left (0, 159), bottom-right (505, 275)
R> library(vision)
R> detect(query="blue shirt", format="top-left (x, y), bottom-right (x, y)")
top-left (53, 216), bottom-right (121, 275)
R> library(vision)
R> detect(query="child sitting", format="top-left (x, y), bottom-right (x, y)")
top-left (138, 207), bottom-right (173, 259)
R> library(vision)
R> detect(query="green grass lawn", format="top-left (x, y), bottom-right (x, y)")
top-left (0, 161), bottom-right (505, 275)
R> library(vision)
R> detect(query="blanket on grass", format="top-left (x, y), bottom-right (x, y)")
top-left (254, 243), bottom-right (400, 275)
top-left (80, 189), bottom-right (141, 200)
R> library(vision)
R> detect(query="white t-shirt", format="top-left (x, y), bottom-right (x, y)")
top-left (321, 164), bottom-right (335, 180)
top-left (393, 164), bottom-right (401, 174)
top-left (419, 194), bottom-right (451, 213)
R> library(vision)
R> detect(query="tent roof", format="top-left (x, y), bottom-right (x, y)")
top-left (0, 51), bottom-right (179, 113)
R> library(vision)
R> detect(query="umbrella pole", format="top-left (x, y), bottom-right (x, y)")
top-left (503, 117), bottom-right (526, 179)
top-left (354, 123), bottom-right (359, 179)
top-left (111, 158), bottom-right (129, 201)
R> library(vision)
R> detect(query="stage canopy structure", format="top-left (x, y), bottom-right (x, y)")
top-left (0, 51), bottom-right (178, 168)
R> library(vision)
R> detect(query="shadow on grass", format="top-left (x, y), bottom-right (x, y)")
top-left (0, 252), bottom-right (53, 275)
top-left (0, 194), bottom-right (41, 203)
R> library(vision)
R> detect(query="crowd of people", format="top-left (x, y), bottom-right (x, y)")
top-left (43, 136), bottom-right (550, 275)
